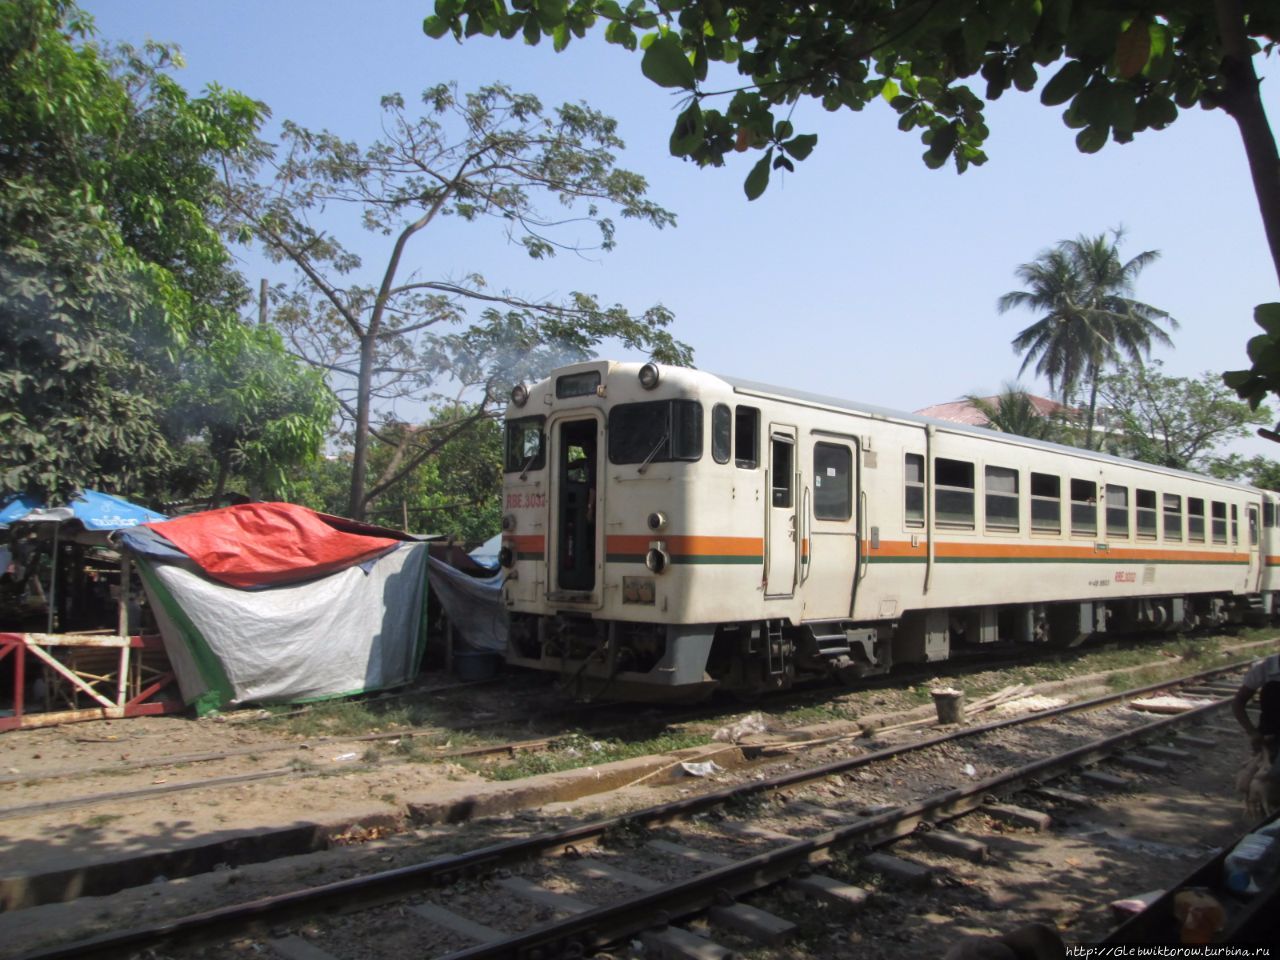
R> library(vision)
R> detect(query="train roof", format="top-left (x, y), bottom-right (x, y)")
top-left (717, 373), bottom-right (1263, 495)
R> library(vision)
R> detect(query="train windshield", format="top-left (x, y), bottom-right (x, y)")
top-left (608, 400), bottom-right (703, 465)
top-left (504, 416), bottom-right (546, 473)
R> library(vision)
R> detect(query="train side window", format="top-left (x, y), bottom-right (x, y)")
top-left (985, 465), bottom-right (1019, 532)
top-left (1188, 498), bottom-right (1205, 542)
top-left (813, 443), bottom-right (852, 521)
top-left (1230, 504), bottom-right (1239, 545)
top-left (1164, 494), bottom-right (1183, 541)
top-left (1030, 472), bottom-right (1061, 533)
top-left (904, 453), bottom-right (925, 527)
top-left (771, 438), bottom-right (793, 508)
top-left (1266, 501), bottom-right (1277, 528)
top-left (735, 406), bottom-right (759, 469)
top-left (1250, 506), bottom-right (1259, 545)
top-left (1105, 484), bottom-right (1129, 538)
top-left (1211, 501), bottom-right (1228, 544)
top-left (1136, 489), bottom-right (1157, 539)
top-left (935, 458), bottom-right (975, 529)
top-left (712, 404), bottom-right (731, 464)
top-left (1070, 479), bottom-right (1097, 536)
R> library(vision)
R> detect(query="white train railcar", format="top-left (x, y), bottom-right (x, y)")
top-left (498, 361), bottom-right (1280, 699)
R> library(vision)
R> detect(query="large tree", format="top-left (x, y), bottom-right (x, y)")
top-left (424, 1), bottom-right (1280, 284)
top-left (965, 384), bottom-right (1068, 443)
top-left (1000, 231), bottom-right (1176, 450)
top-left (1097, 360), bottom-right (1270, 472)
top-left (0, 0), bottom-right (332, 502)
top-left (223, 82), bottom-right (692, 520)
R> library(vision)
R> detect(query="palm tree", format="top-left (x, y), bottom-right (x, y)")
top-left (999, 230), bottom-right (1177, 449)
top-left (965, 383), bottom-right (1067, 443)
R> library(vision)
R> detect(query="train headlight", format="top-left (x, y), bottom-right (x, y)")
top-left (511, 383), bottom-right (529, 407)
top-left (646, 511), bottom-right (667, 531)
top-left (499, 545), bottom-right (515, 568)
top-left (501, 513), bottom-right (516, 532)
top-left (638, 363), bottom-right (660, 390)
top-left (645, 546), bottom-right (669, 574)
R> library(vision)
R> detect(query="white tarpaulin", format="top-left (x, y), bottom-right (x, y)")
top-left (136, 542), bottom-right (429, 712)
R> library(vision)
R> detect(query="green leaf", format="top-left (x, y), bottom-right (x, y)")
top-left (1256, 302), bottom-right (1280, 337)
top-left (1041, 59), bottom-right (1089, 107)
top-left (744, 148), bottom-right (772, 200)
top-left (423, 15), bottom-right (452, 38)
top-left (552, 21), bottom-right (570, 51)
top-left (537, 0), bottom-right (568, 30)
top-left (881, 79), bottom-right (900, 103)
top-left (1114, 18), bottom-right (1151, 78)
top-left (781, 133), bottom-right (817, 160)
top-left (523, 14), bottom-right (542, 45)
top-left (641, 33), bottom-right (696, 89)
top-left (1075, 124), bottom-right (1109, 153)
top-left (669, 102), bottom-right (703, 156)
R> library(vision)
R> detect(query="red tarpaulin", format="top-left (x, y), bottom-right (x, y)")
top-left (144, 502), bottom-right (404, 588)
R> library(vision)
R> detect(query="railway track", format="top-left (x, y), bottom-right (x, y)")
top-left (13, 660), bottom-right (1265, 960)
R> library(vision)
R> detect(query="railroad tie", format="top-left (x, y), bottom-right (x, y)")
top-left (1112, 754), bottom-right (1170, 774)
top-left (982, 803), bottom-right (1053, 832)
top-left (1028, 786), bottom-right (1092, 807)
top-left (495, 875), bottom-right (596, 914)
top-left (707, 900), bottom-right (798, 945)
top-left (411, 902), bottom-right (507, 944)
top-left (1079, 769), bottom-right (1133, 789)
top-left (782, 800), bottom-right (860, 824)
top-left (787, 873), bottom-right (871, 910)
top-left (917, 828), bottom-right (989, 863)
top-left (570, 859), bottom-right (664, 891)
top-left (1173, 733), bottom-right (1216, 748)
top-left (860, 851), bottom-right (934, 886)
top-left (641, 924), bottom-right (736, 960)
top-left (647, 839), bottom-right (736, 867)
top-left (1144, 745), bottom-right (1192, 761)
top-left (713, 819), bottom-right (800, 844)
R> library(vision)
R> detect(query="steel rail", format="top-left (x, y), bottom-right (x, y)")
top-left (436, 696), bottom-right (1229, 960)
top-left (14, 658), bottom-right (1251, 960)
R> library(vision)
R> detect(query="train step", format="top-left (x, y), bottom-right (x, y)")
top-left (804, 623), bottom-right (852, 658)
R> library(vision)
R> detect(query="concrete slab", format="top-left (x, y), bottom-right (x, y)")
top-left (918, 829), bottom-right (988, 862)
top-left (411, 902), bottom-right (506, 943)
top-left (787, 873), bottom-right (870, 909)
top-left (641, 925), bottom-right (736, 960)
top-left (708, 901), bottom-right (797, 944)
top-left (496, 876), bottom-right (595, 914)
top-left (983, 803), bottom-right (1052, 831)
top-left (861, 851), bottom-right (933, 886)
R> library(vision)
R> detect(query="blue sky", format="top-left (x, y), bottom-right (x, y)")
top-left (88, 1), bottom-right (1280, 448)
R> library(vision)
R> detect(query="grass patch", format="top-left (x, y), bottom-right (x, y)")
top-left (471, 729), bottom-right (711, 781)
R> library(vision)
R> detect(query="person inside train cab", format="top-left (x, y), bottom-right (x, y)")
top-left (1233, 652), bottom-right (1280, 777)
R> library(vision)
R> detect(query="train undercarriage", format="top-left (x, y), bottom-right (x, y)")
top-left (506, 592), bottom-right (1271, 702)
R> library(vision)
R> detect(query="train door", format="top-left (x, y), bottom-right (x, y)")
top-left (802, 436), bottom-right (860, 619)
top-left (1247, 502), bottom-right (1262, 592)
top-left (765, 426), bottom-right (798, 598)
top-left (554, 416), bottom-right (600, 594)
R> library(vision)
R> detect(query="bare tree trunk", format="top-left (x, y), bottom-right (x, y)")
top-left (1215, 0), bottom-right (1280, 288)
top-left (347, 332), bottom-right (376, 520)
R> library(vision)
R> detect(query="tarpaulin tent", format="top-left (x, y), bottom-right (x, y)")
top-left (120, 502), bottom-right (430, 714)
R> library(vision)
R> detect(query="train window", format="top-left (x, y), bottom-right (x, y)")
top-left (1164, 494), bottom-right (1183, 541)
top-left (1136, 489), bottom-right (1157, 539)
top-left (608, 400), bottom-right (703, 465)
top-left (814, 443), bottom-right (852, 520)
top-left (904, 453), bottom-right (925, 527)
top-left (504, 416), bottom-right (546, 473)
top-left (556, 371), bottom-right (601, 398)
top-left (1266, 501), bottom-right (1277, 528)
top-left (1231, 504), bottom-right (1239, 545)
top-left (985, 466), bottom-right (1019, 532)
top-left (1070, 479), bottom-right (1097, 536)
top-left (1211, 501), bottom-right (1227, 544)
top-left (772, 438), bottom-right (793, 508)
top-left (1250, 506), bottom-right (1259, 545)
top-left (712, 404), bottom-right (731, 464)
top-left (935, 458), bottom-right (975, 529)
top-left (735, 406), bottom-right (759, 469)
top-left (1105, 484), bottom-right (1129, 538)
top-left (1188, 498), bottom-right (1205, 542)
top-left (1030, 472), bottom-right (1061, 533)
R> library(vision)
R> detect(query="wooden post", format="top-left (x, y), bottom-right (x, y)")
top-left (117, 553), bottom-right (132, 639)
